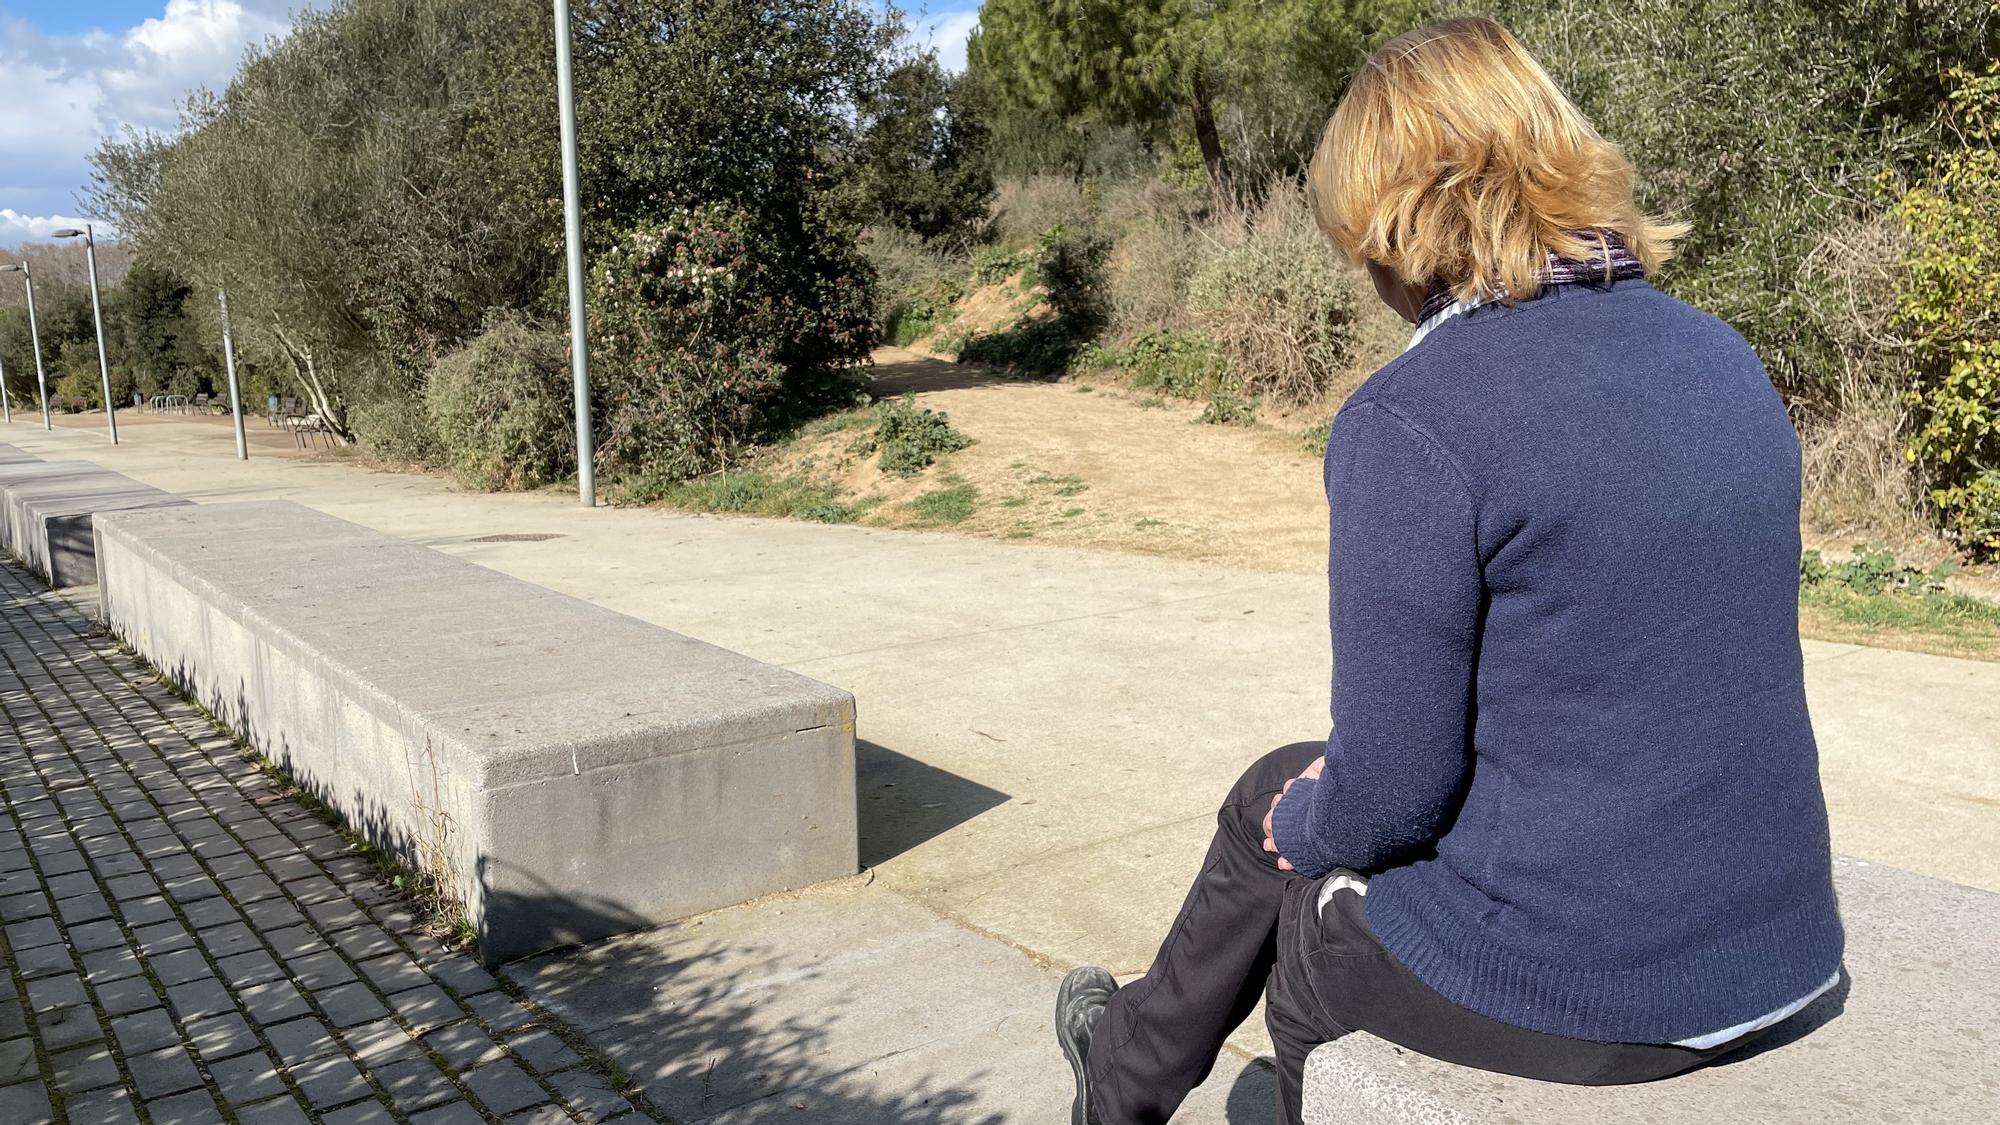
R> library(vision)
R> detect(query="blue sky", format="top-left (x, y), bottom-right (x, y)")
top-left (0, 1), bottom-right (979, 245)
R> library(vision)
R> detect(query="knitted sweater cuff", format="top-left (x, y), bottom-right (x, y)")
top-left (1268, 777), bottom-right (1335, 879)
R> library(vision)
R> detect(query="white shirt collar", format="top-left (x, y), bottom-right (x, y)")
top-left (1405, 295), bottom-right (1491, 352)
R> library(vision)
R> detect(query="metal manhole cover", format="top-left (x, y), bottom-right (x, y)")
top-left (468, 533), bottom-right (566, 543)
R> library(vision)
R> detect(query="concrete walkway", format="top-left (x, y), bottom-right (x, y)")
top-left (5, 416), bottom-right (1997, 1117)
top-left (0, 559), bottom-right (654, 1123)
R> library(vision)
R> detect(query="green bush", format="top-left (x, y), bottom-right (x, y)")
top-left (1196, 391), bottom-right (1258, 426)
top-left (1123, 332), bottom-right (1227, 399)
top-left (1037, 224), bottom-right (1112, 329)
top-left (352, 387), bottom-right (442, 468)
top-left (1800, 544), bottom-right (1958, 596)
top-left (588, 205), bottom-right (877, 485)
top-left (423, 316), bottom-right (576, 490)
top-left (1896, 63), bottom-right (2000, 558)
top-left (851, 394), bottom-right (973, 476)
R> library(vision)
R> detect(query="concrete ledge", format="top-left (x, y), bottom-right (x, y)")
top-left (1301, 859), bottom-right (1998, 1124)
top-left (0, 442), bottom-right (37, 464)
top-left (0, 460), bottom-right (189, 586)
top-left (93, 500), bottom-right (859, 962)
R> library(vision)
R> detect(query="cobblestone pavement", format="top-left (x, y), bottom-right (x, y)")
top-left (0, 558), bottom-right (659, 1124)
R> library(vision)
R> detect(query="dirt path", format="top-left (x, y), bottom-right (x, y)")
top-left (799, 346), bottom-right (1333, 573)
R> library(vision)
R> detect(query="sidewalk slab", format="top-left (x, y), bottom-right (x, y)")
top-left (506, 879), bottom-right (1275, 1124)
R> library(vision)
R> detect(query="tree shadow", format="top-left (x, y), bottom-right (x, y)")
top-left (872, 349), bottom-right (1051, 396)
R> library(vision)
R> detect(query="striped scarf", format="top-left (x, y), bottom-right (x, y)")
top-left (1416, 230), bottom-right (1647, 325)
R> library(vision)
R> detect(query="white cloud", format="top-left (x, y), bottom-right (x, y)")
top-left (0, 210), bottom-right (97, 243)
top-left (918, 9), bottom-right (980, 73)
top-left (0, 3), bottom-right (301, 230)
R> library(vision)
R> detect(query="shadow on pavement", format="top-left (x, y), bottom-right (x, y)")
top-left (857, 738), bottom-right (1010, 867)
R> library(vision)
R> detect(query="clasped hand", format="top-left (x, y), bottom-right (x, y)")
top-left (1260, 755), bottom-right (1325, 871)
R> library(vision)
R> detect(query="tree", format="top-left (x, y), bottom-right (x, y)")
top-left (853, 53), bottom-right (995, 245)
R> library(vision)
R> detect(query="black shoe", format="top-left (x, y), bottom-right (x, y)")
top-left (1056, 965), bottom-right (1118, 1125)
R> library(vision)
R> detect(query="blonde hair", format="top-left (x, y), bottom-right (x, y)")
top-left (1307, 16), bottom-right (1687, 304)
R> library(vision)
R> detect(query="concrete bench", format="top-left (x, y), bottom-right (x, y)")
top-left (1302, 858), bottom-right (1998, 1124)
top-left (92, 500), bottom-right (859, 963)
top-left (0, 460), bottom-right (189, 587)
top-left (0, 442), bottom-right (38, 464)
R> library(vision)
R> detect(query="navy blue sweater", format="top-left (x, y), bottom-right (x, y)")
top-left (1269, 280), bottom-right (1844, 1044)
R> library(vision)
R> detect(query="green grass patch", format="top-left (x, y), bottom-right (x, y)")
top-left (1799, 544), bottom-right (2000, 660)
top-left (623, 470), bottom-right (864, 524)
top-left (908, 483), bottom-right (978, 524)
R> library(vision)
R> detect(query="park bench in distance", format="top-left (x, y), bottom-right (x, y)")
top-left (92, 500), bottom-right (859, 963)
top-left (1301, 858), bottom-right (1999, 1123)
top-left (0, 451), bottom-right (189, 587)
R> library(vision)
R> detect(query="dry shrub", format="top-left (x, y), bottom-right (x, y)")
top-left (1800, 390), bottom-right (1929, 548)
top-left (1101, 178), bottom-right (1200, 339)
top-left (988, 175), bottom-right (1091, 250)
top-left (1794, 213), bottom-right (1930, 548)
top-left (859, 225), bottom-right (962, 318)
top-left (1185, 183), bottom-right (1367, 405)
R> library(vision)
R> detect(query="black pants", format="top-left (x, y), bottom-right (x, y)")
top-left (1085, 742), bottom-right (1753, 1125)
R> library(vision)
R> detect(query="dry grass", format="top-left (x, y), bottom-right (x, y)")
top-left (987, 175), bottom-right (1090, 250)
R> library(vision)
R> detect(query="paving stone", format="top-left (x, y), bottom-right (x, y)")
top-left (80, 945), bottom-right (144, 986)
top-left (210, 1048), bottom-right (287, 1107)
top-left (549, 1067), bottom-right (631, 1123)
top-left (0, 1080), bottom-right (54, 1125)
top-left (507, 1106), bottom-right (579, 1125)
top-left (179, 897), bottom-right (240, 932)
top-left (424, 1019), bottom-right (509, 1071)
top-left (215, 948), bottom-right (285, 987)
top-left (467, 990), bottom-right (536, 1033)
top-left (321, 1099), bottom-right (400, 1125)
top-left (94, 975), bottom-right (161, 1017)
top-left (128, 1043), bottom-right (205, 1100)
top-left (0, 999), bottom-right (26, 1039)
top-left (345, 1018), bottom-right (424, 1067)
top-left (25, 973), bottom-right (87, 1013)
top-left (184, 1011), bottom-right (257, 1062)
top-left (112, 1007), bottom-right (181, 1054)
top-left (230, 1094), bottom-right (313, 1124)
top-left (166, 977), bottom-right (235, 1022)
top-left (463, 1057), bottom-right (548, 1116)
top-left (357, 952), bottom-right (429, 994)
top-left (67, 918), bottom-right (128, 954)
top-left (265, 1015), bottom-right (341, 1067)
top-left (390, 984), bottom-right (461, 1035)
top-left (64, 1085), bottom-right (141, 1125)
top-left (4, 917), bottom-right (60, 950)
top-left (239, 980), bottom-right (311, 1027)
top-left (56, 890), bottom-right (114, 925)
top-left (133, 920), bottom-right (194, 956)
top-left (292, 1052), bottom-right (373, 1109)
top-left (116, 895), bottom-right (177, 928)
top-left (145, 1086), bottom-right (225, 1125)
top-left (411, 1101), bottom-right (489, 1125)
top-left (14, 942), bottom-right (76, 979)
top-left (372, 1054), bottom-right (460, 1114)
top-left (35, 1003), bottom-right (104, 1050)
top-left (50, 1042), bottom-right (122, 1094)
top-left (45, 871), bottom-right (98, 899)
top-left (0, 1035), bottom-right (39, 1084)
top-left (195, 920), bottom-right (260, 958)
top-left (147, 947), bottom-right (214, 987)
top-left (104, 874), bottom-right (160, 902)
top-left (319, 981), bottom-right (391, 1028)
top-left (0, 892), bottom-right (51, 921)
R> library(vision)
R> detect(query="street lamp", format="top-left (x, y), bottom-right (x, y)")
top-left (552, 0), bottom-right (595, 506)
top-left (0, 262), bottom-right (51, 430)
top-left (52, 225), bottom-right (118, 445)
top-left (217, 288), bottom-right (247, 460)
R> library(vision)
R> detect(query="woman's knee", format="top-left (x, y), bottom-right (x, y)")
top-left (1225, 741), bottom-right (1326, 809)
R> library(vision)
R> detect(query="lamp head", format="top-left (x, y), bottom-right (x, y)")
top-left (0, 265), bottom-right (20, 274)
top-left (51, 229), bottom-right (83, 239)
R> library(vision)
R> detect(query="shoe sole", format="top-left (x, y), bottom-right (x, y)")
top-left (1055, 969), bottom-right (1102, 1125)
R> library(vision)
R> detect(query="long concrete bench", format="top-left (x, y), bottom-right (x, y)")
top-left (0, 459), bottom-right (190, 587)
top-left (1302, 858), bottom-right (1998, 1123)
top-left (92, 500), bottom-right (859, 963)
top-left (0, 442), bottom-right (38, 464)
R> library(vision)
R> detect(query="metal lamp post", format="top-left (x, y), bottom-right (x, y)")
top-left (52, 225), bottom-right (117, 445)
top-left (1, 336), bottom-right (10, 424)
top-left (0, 262), bottom-right (49, 429)
top-left (553, 0), bottom-right (595, 506)
top-left (218, 289), bottom-right (248, 460)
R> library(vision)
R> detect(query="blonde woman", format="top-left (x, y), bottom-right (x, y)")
top-left (1055, 17), bottom-right (1844, 1125)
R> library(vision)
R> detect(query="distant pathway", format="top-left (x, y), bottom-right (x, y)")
top-left (0, 559), bottom-right (653, 1124)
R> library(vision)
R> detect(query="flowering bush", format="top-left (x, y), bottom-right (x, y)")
top-left (588, 205), bottom-right (877, 483)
